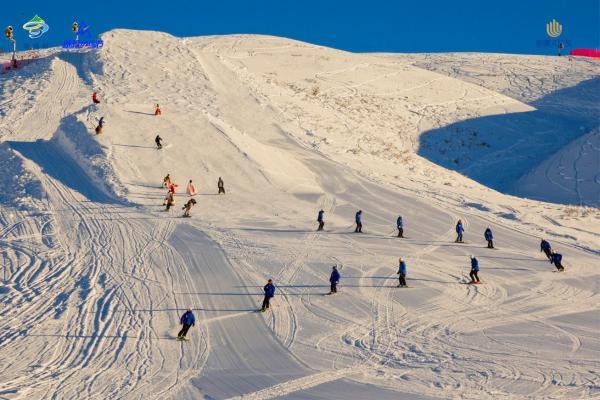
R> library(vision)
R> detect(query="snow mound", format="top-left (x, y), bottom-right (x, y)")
top-left (0, 144), bottom-right (45, 210)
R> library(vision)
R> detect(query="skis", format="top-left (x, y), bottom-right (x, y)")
top-left (396, 285), bottom-right (413, 288)
top-left (176, 336), bottom-right (189, 341)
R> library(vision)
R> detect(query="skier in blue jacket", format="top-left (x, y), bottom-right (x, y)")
top-left (329, 266), bottom-right (340, 294)
top-left (540, 239), bottom-right (552, 260)
top-left (177, 308), bottom-right (195, 340)
top-left (397, 216), bottom-right (404, 238)
top-left (551, 251), bottom-right (564, 271)
top-left (354, 210), bottom-right (363, 233)
top-left (469, 255), bottom-right (480, 283)
top-left (484, 227), bottom-right (494, 248)
top-left (397, 257), bottom-right (407, 287)
top-left (455, 220), bottom-right (464, 243)
top-left (317, 209), bottom-right (325, 231)
top-left (261, 279), bottom-right (276, 312)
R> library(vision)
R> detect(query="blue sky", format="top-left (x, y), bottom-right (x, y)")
top-left (2, 0), bottom-right (598, 54)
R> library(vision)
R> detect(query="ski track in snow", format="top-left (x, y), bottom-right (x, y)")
top-left (0, 32), bottom-right (599, 400)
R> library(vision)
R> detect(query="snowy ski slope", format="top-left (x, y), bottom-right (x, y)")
top-left (0, 30), bottom-right (598, 399)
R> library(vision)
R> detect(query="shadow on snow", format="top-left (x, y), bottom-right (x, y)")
top-left (417, 77), bottom-right (600, 205)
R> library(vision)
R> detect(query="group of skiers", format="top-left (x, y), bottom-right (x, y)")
top-left (91, 91), bottom-right (163, 136)
top-left (315, 212), bottom-right (566, 278)
top-left (541, 239), bottom-right (564, 271)
top-left (161, 174), bottom-right (225, 217)
top-left (316, 211), bottom-right (503, 252)
top-left (84, 92), bottom-right (569, 339)
top-left (173, 217), bottom-right (568, 340)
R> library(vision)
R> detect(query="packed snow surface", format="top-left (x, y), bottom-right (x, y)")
top-left (0, 31), bottom-right (598, 399)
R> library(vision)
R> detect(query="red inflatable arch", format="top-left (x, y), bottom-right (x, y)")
top-left (569, 48), bottom-right (600, 58)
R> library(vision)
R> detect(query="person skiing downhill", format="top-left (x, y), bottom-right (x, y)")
top-left (469, 255), bottom-right (480, 283)
top-left (540, 239), bottom-right (552, 260)
top-left (182, 198), bottom-right (197, 217)
top-left (154, 104), bottom-right (162, 116)
top-left (165, 191), bottom-right (175, 211)
top-left (550, 251), bottom-right (564, 271)
top-left (484, 227), bottom-right (494, 248)
top-left (397, 257), bottom-right (407, 287)
top-left (155, 134), bottom-right (163, 149)
top-left (397, 216), bottom-right (404, 238)
top-left (317, 209), bottom-right (325, 231)
top-left (217, 177), bottom-right (225, 194)
top-left (92, 92), bottom-right (100, 104)
top-left (329, 266), bottom-right (340, 294)
top-left (163, 174), bottom-right (171, 188)
top-left (455, 220), bottom-right (464, 243)
top-left (186, 180), bottom-right (197, 196)
top-left (95, 117), bottom-right (104, 135)
top-left (261, 279), bottom-right (276, 312)
top-left (177, 308), bottom-right (195, 340)
top-left (354, 210), bottom-right (363, 233)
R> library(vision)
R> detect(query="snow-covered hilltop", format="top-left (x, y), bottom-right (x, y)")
top-left (0, 30), bottom-right (598, 399)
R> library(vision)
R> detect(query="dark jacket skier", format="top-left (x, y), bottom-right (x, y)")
top-left (317, 210), bottom-right (325, 231)
top-left (354, 210), bottom-right (363, 233)
top-left (177, 308), bottom-right (195, 339)
top-left (484, 228), bottom-right (494, 248)
top-left (397, 216), bottom-right (404, 238)
top-left (469, 255), bottom-right (480, 283)
top-left (261, 279), bottom-right (276, 311)
top-left (329, 266), bottom-right (340, 294)
top-left (397, 258), bottom-right (407, 287)
top-left (155, 135), bottom-right (163, 149)
top-left (551, 252), bottom-right (564, 271)
top-left (455, 220), bottom-right (464, 243)
top-left (540, 239), bottom-right (552, 260)
top-left (218, 177), bottom-right (225, 194)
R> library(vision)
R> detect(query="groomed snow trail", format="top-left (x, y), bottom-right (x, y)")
top-left (1, 31), bottom-right (599, 400)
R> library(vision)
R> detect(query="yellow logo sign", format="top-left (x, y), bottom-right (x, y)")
top-left (546, 19), bottom-right (562, 38)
